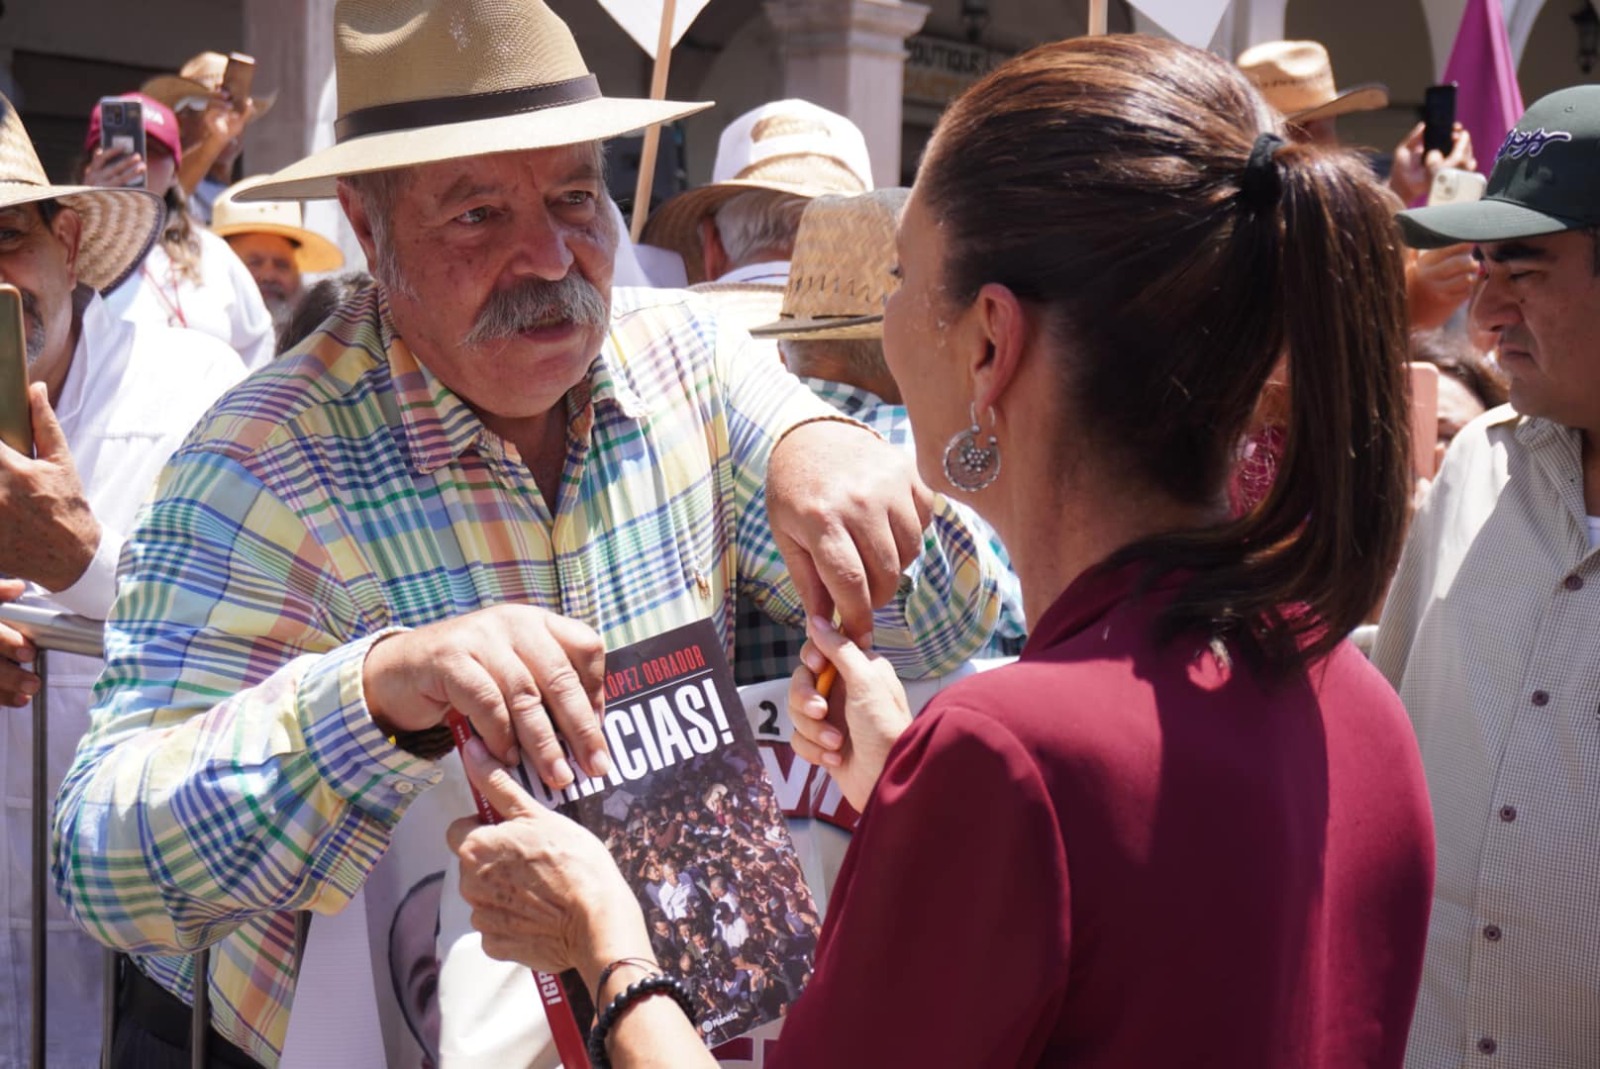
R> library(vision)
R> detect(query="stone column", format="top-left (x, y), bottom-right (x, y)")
top-left (763, 0), bottom-right (930, 188)
top-left (243, 0), bottom-right (336, 175)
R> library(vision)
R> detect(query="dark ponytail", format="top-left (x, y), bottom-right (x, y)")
top-left (920, 34), bottom-right (1410, 670)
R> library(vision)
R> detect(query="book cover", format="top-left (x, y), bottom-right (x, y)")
top-left (518, 619), bottom-right (823, 1052)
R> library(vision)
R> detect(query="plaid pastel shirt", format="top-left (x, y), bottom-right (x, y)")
top-left (51, 287), bottom-right (1000, 1066)
top-left (733, 378), bottom-right (1027, 684)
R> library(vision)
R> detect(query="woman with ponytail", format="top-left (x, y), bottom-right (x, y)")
top-left (442, 35), bottom-right (1433, 1069)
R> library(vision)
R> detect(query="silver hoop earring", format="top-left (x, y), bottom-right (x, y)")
top-left (942, 402), bottom-right (1001, 492)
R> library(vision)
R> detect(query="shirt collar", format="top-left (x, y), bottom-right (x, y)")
top-left (1023, 559), bottom-right (1189, 656)
top-left (373, 294), bottom-right (650, 476)
top-left (800, 377), bottom-right (888, 420)
top-left (718, 260), bottom-right (791, 287)
top-left (56, 286), bottom-right (117, 429)
top-left (1510, 409), bottom-right (1579, 450)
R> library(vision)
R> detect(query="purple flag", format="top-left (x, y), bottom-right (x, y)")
top-left (1442, 0), bottom-right (1524, 169)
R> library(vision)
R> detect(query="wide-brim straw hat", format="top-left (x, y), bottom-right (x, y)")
top-left (211, 176), bottom-right (345, 272)
top-left (239, 0), bottom-right (710, 203)
top-left (1237, 40), bottom-right (1388, 125)
top-left (641, 99), bottom-right (874, 284)
top-left (749, 188), bottom-right (908, 341)
top-left (0, 93), bottom-right (162, 293)
top-left (142, 51), bottom-right (278, 122)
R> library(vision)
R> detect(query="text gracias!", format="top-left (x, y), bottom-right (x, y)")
top-left (526, 641), bottom-right (738, 806)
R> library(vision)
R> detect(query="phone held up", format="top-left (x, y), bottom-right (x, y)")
top-left (222, 53), bottom-right (256, 112)
top-left (0, 284), bottom-right (32, 458)
top-left (1423, 83), bottom-right (1458, 157)
top-left (1406, 362), bottom-right (1441, 481)
top-left (1428, 167), bottom-right (1487, 208)
top-left (98, 97), bottom-right (146, 189)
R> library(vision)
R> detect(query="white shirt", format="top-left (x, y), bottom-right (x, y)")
top-left (657, 877), bottom-right (697, 922)
top-left (103, 227), bottom-right (276, 372)
top-left (1, 291), bottom-right (242, 1069)
top-left (1375, 405), bottom-right (1600, 1069)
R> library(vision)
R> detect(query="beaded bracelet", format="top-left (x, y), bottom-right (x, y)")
top-left (586, 972), bottom-right (698, 1069)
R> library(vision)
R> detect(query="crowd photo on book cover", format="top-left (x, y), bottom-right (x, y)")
top-left (599, 746), bottom-right (821, 1046)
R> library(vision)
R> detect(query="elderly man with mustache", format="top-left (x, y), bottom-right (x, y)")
top-left (49, 3), bottom-right (1005, 1065)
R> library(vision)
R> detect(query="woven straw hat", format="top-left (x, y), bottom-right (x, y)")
top-left (1237, 41), bottom-right (1388, 124)
top-left (0, 94), bottom-right (162, 293)
top-left (239, 0), bottom-right (710, 202)
top-left (749, 188), bottom-right (907, 341)
top-left (212, 177), bottom-right (345, 272)
top-left (641, 99), bottom-right (874, 284)
top-left (142, 51), bottom-right (278, 122)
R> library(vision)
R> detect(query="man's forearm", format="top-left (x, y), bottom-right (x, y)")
top-left (53, 634), bottom-right (436, 953)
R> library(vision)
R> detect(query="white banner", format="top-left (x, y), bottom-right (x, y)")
top-left (592, 0), bottom-right (714, 60)
top-left (1126, 0), bottom-right (1233, 48)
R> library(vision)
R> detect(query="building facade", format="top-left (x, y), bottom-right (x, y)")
top-left (4, 0), bottom-right (1596, 211)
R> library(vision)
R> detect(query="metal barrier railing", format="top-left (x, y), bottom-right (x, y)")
top-left (1, 603), bottom-right (209, 1069)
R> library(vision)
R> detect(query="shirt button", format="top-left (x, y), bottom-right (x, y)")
top-left (1565, 574), bottom-right (1585, 591)
top-left (394, 781), bottom-right (415, 795)
top-left (1499, 805), bottom-right (1517, 822)
top-left (1483, 924), bottom-right (1502, 942)
top-left (1531, 690), bottom-right (1550, 706)
top-left (1477, 1037), bottom-right (1497, 1055)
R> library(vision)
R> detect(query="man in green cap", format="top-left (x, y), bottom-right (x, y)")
top-left (1376, 85), bottom-right (1600, 1067)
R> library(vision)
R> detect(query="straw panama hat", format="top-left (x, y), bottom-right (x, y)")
top-left (240, 0), bottom-right (711, 202)
top-left (0, 94), bottom-right (162, 293)
top-left (641, 99), bottom-right (875, 284)
top-left (142, 51), bottom-right (278, 121)
top-left (1237, 41), bottom-right (1389, 124)
top-left (211, 177), bottom-right (345, 273)
top-left (749, 188), bottom-right (909, 341)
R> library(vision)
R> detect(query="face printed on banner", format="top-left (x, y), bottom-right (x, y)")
top-left (387, 871), bottom-right (445, 1067)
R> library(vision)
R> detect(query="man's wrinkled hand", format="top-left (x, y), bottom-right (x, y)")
top-left (765, 421), bottom-right (933, 644)
top-left (0, 384), bottom-right (100, 593)
top-left (362, 604), bottom-right (608, 790)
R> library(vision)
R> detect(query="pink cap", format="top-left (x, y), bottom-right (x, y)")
top-left (85, 93), bottom-right (183, 166)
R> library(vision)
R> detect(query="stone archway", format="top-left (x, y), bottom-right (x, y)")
top-left (1285, 0), bottom-right (1436, 150)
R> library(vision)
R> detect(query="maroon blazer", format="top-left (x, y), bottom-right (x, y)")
top-left (772, 564), bottom-right (1434, 1068)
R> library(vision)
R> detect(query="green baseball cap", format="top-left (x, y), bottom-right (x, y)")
top-left (1397, 85), bottom-right (1600, 249)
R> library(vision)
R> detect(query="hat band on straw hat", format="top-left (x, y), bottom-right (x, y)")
top-left (335, 74), bottom-right (601, 142)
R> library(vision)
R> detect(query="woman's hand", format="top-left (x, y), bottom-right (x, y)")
top-left (1389, 122), bottom-right (1477, 205)
top-left (788, 616), bottom-right (913, 812)
top-left (1408, 243), bottom-right (1479, 330)
top-left (82, 146), bottom-right (145, 189)
top-left (446, 737), bottom-right (654, 992)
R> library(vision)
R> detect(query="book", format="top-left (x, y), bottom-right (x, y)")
top-left (510, 619), bottom-right (823, 1057)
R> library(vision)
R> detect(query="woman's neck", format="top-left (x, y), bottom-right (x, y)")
top-left (986, 458), bottom-right (1225, 632)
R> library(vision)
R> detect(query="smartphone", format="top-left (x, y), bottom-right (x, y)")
top-left (1427, 167), bottom-right (1487, 207)
top-left (98, 97), bottom-right (146, 188)
top-left (0, 284), bottom-right (32, 457)
top-left (1423, 83), bottom-right (1458, 157)
top-left (222, 53), bottom-right (256, 112)
top-left (1407, 362), bottom-right (1440, 480)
